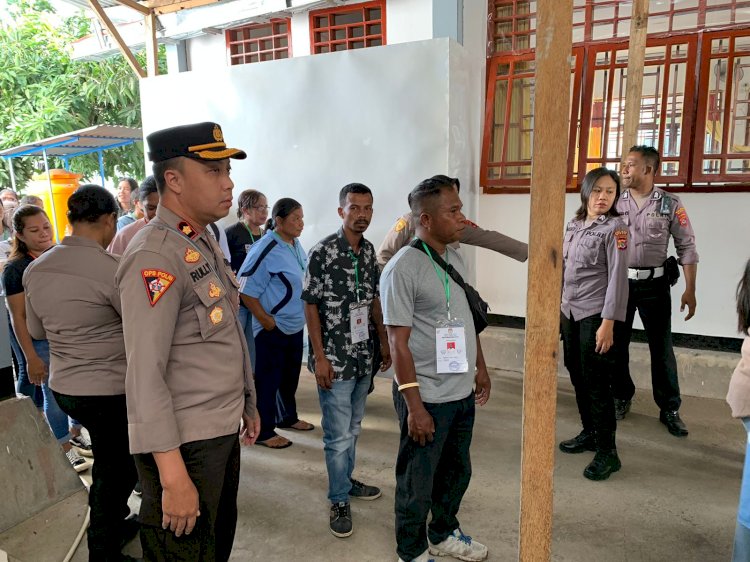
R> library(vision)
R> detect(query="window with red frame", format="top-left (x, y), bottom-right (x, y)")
top-left (310, 1), bottom-right (385, 55)
top-left (226, 19), bottom-right (291, 66)
top-left (483, 0), bottom-right (750, 192)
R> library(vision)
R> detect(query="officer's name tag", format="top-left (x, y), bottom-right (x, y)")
top-left (350, 302), bottom-right (369, 344)
top-left (435, 320), bottom-right (469, 374)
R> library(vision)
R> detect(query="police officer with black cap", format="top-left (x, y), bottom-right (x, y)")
top-left (115, 122), bottom-right (259, 561)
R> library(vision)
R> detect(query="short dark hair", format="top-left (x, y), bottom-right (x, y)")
top-left (137, 176), bottom-right (158, 202)
top-left (19, 195), bottom-right (43, 207)
top-left (408, 176), bottom-right (455, 215)
top-left (429, 175), bottom-right (460, 192)
top-left (737, 258), bottom-right (750, 334)
top-left (236, 189), bottom-right (266, 219)
top-left (629, 145), bottom-right (661, 174)
top-left (118, 177), bottom-right (138, 192)
top-left (67, 184), bottom-right (118, 224)
top-left (152, 157), bottom-right (184, 194)
top-left (574, 167), bottom-right (621, 222)
top-left (338, 183), bottom-right (372, 206)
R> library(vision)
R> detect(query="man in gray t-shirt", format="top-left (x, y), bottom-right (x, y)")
top-left (380, 177), bottom-right (491, 562)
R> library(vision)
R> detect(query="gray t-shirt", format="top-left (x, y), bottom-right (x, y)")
top-left (380, 245), bottom-right (477, 404)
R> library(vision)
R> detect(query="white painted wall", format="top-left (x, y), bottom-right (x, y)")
top-left (387, 0), bottom-right (432, 44)
top-left (186, 33), bottom-right (227, 71)
top-left (141, 39), bottom-right (466, 259)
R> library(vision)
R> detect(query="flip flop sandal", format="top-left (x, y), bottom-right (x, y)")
top-left (256, 436), bottom-right (293, 449)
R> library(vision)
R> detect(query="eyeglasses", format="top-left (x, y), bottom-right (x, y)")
top-left (251, 205), bottom-right (270, 211)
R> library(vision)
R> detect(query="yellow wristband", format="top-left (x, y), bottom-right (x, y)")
top-left (397, 382), bottom-right (420, 392)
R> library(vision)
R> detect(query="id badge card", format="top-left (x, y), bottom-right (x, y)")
top-left (350, 302), bottom-right (370, 344)
top-left (435, 318), bottom-right (469, 374)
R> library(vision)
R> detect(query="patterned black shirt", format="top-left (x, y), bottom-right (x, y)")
top-left (301, 228), bottom-right (379, 381)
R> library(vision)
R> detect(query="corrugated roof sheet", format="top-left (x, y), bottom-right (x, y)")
top-left (0, 125), bottom-right (143, 159)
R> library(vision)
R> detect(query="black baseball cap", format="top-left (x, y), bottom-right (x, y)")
top-left (146, 122), bottom-right (247, 162)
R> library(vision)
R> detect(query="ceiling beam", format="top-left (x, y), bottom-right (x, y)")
top-left (113, 0), bottom-right (151, 16)
top-left (86, 0), bottom-right (146, 78)
top-left (145, 0), bottom-right (223, 16)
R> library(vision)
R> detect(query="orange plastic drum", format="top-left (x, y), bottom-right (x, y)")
top-left (28, 169), bottom-right (80, 240)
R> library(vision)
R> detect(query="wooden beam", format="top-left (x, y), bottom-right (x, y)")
top-left (621, 0), bottom-right (650, 161)
top-left (113, 0), bottom-right (151, 16)
top-left (146, 0), bottom-right (222, 16)
top-left (144, 11), bottom-right (159, 77)
top-left (518, 1), bottom-right (573, 561)
top-left (86, 0), bottom-right (146, 79)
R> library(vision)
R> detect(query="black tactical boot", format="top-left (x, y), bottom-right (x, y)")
top-left (559, 430), bottom-right (596, 454)
top-left (583, 449), bottom-right (621, 481)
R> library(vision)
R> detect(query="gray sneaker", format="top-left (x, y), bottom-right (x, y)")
top-left (66, 448), bottom-right (92, 473)
top-left (69, 434), bottom-right (94, 457)
top-left (350, 478), bottom-right (381, 500)
top-left (329, 502), bottom-right (352, 538)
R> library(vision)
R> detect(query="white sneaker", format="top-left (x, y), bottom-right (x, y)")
top-left (398, 549), bottom-right (434, 562)
top-left (429, 529), bottom-right (488, 561)
top-left (66, 448), bottom-right (93, 473)
top-left (69, 434), bottom-right (94, 457)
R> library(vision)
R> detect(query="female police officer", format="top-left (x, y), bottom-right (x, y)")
top-left (558, 167), bottom-right (629, 481)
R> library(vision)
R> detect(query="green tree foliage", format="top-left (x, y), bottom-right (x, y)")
top-left (0, 0), bottom-right (163, 191)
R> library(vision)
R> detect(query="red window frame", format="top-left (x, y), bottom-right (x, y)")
top-left (226, 19), bottom-right (292, 66)
top-left (309, 0), bottom-right (386, 55)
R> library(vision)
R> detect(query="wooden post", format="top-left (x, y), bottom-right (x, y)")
top-left (518, 1), bottom-right (573, 561)
top-left (145, 11), bottom-right (159, 77)
top-left (86, 0), bottom-right (146, 79)
top-left (621, 0), bottom-right (650, 161)
top-left (114, 0), bottom-right (150, 15)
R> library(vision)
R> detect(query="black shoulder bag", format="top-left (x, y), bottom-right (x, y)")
top-left (410, 239), bottom-right (490, 334)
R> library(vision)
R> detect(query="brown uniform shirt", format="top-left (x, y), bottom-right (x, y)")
top-left (376, 212), bottom-right (529, 268)
top-left (561, 215), bottom-right (629, 322)
top-left (108, 217), bottom-right (147, 255)
top-left (115, 206), bottom-right (256, 454)
top-left (24, 236), bottom-right (126, 396)
top-left (615, 187), bottom-right (699, 268)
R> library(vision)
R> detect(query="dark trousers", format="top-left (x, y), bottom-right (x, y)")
top-left (254, 327), bottom-right (303, 441)
top-left (393, 383), bottom-right (475, 561)
top-left (560, 313), bottom-right (619, 450)
top-left (613, 276), bottom-right (681, 411)
top-left (52, 391), bottom-right (138, 561)
top-left (0, 366), bottom-right (14, 401)
top-left (135, 433), bottom-right (240, 562)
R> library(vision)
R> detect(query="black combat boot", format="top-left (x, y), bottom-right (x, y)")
top-left (559, 430), bottom-right (596, 454)
top-left (584, 430), bottom-right (621, 481)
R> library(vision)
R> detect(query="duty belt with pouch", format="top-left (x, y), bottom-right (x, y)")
top-left (410, 239), bottom-right (490, 334)
top-left (664, 256), bottom-right (680, 286)
top-left (627, 257), bottom-right (680, 286)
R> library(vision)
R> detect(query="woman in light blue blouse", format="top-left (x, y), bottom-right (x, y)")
top-left (238, 198), bottom-right (314, 448)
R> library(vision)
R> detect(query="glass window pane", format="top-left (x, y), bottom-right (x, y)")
top-left (705, 58), bottom-right (727, 154)
top-left (645, 45), bottom-right (667, 62)
top-left (706, 8), bottom-right (733, 26)
top-left (671, 43), bottom-right (688, 59)
top-left (504, 165), bottom-right (532, 179)
top-left (592, 23), bottom-right (614, 41)
top-left (497, 63), bottom-right (510, 76)
top-left (702, 159), bottom-right (721, 173)
top-left (647, 14), bottom-right (670, 34)
top-left (727, 159), bottom-right (750, 173)
top-left (737, 36), bottom-right (750, 53)
top-left (729, 57), bottom-right (750, 154)
top-left (490, 80), bottom-right (509, 164)
top-left (663, 62), bottom-right (687, 157)
top-left (672, 11), bottom-right (698, 31)
top-left (661, 161), bottom-right (680, 176)
top-left (506, 78), bottom-right (535, 163)
top-left (712, 37), bottom-right (730, 54)
top-left (588, 68), bottom-right (610, 159)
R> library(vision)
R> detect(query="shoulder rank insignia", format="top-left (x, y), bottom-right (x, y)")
top-left (209, 305), bottom-right (223, 325)
top-left (394, 218), bottom-right (407, 232)
top-left (177, 221), bottom-right (197, 239)
top-left (184, 248), bottom-right (200, 263)
top-left (675, 206), bottom-right (689, 227)
top-left (614, 229), bottom-right (628, 250)
top-left (208, 282), bottom-right (222, 298)
top-left (141, 269), bottom-right (176, 306)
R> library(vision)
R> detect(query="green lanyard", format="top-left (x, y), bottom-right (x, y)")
top-left (348, 250), bottom-right (361, 302)
top-left (421, 241), bottom-right (451, 317)
top-left (242, 222), bottom-right (257, 244)
top-left (278, 234), bottom-right (304, 271)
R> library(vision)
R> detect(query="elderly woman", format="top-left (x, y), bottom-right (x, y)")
top-left (728, 259), bottom-right (750, 561)
top-left (238, 197), bottom-right (313, 448)
top-left (225, 189), bottom-right (269, 368)
top-left (558, 167), bottom-right (629, 481)
top-left (2, 205), bottom-right (92, 471)
top-left (24, 185), bottom-right (138, 560)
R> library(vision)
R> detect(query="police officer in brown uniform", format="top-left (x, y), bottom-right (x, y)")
top-left (376, 175), bottom-right (528, 268)
top-left (116, 122), bottom-right (259, 561)
top-left (558, 168), bottom-right (629, 481)
top-left (614, 145), bottom-right (699, 437)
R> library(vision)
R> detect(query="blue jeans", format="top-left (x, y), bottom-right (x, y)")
top-left (9, 320), bottom-right (43, 407)
top-left (32, 339), bottom-right (80, 444)
top-left (733, 418), bottom-right (750, 561)
top-left (237, 305), bottom-right (256, 370)
top-left (318, 374), bottom-right (371, 503)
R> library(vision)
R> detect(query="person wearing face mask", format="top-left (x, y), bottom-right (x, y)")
top-left (2, 205), bottom-right (93, 472)
top-left (558, 167), bottom-right (629, 481)
top-left (238, 197), bottom-right (314, 449)
top-left (225, 189), bottom-right (268, 368)
top-left (24, 185), bottom-right (138, 561)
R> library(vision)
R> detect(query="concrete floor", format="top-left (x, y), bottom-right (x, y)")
top-left (61, 369), bottom-right (745, 561)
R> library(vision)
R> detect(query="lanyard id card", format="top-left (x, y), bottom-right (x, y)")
top-left (350, 301), bottom-right (370, 344)
top-left (435, 318), bottom-right (469, 374)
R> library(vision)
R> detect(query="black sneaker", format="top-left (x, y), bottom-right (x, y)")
top-left (559, 431), bottom-right (596, 454)
top-left (614, 399), bottom-right (632, 420)
top-left (583, 450), bottom-right (622, 481)
top-left (329, 502), bottom-right (353, 538)
top-left (660, 410), bottom-right (688, 437)
top-left (350, 478), bottom-right (381, 500)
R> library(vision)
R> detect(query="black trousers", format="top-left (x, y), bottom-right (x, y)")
top-left (136, 433), bottom-right (240, 562)
top-left (613, 276), bottom-right (681, 411)
top-left (393, 383), bottom-right (475, 561)
top-left (52, 392), bottom-right (138, 561)
top-left (254, 327), bottom-right (303, 441)
top-left (0, 365), bottom-right (14, 401)
top-left (560, 313), bottom-right (620, 450)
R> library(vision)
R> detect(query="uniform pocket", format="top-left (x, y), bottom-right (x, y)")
top-left (646, 218), bottom-right (668, 241)
top-left (576, 237), bottom-right (601, 265)
top-left (192, 274), bottom-right (227, 340)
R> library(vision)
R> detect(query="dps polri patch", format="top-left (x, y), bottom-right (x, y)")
top-left (141, 269), bottom-right (176, 306)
